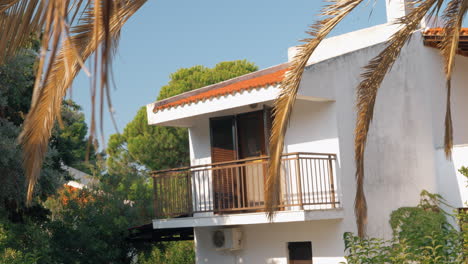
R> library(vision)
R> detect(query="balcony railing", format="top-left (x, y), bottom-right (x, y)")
top-left (152, 152), bottom-right (339, 219)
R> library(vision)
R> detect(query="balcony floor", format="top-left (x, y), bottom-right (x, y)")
top-left (152, 208), bottom-right (344, 229)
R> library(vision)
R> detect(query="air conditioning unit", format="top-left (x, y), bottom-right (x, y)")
top-left (212, 228), bottom-right (242, 251)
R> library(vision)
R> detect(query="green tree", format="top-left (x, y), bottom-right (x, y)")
top-left (107, 112), bottom-right (189, 172)
top-left (50, 99), bottom-right (97, 174)
top-left (0, 49), bottom-right (36, 126)
top-left (45, 186), bottom-right (138, 264)
top-left (0, 47), bottom-right (67, 213)
top-left (0, 47), bottom-right (95, 211)
top-left (0, 220), bottom-right (40, 264)
top-left (157, 60), bottom-right (258, 100)
top-left (0, 44), bottom-right (105, 263)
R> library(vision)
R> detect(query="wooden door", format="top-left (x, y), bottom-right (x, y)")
top-left (210, 116), bottom-right (237, 212)
top-left (210, 109), bottom-right (273, 212)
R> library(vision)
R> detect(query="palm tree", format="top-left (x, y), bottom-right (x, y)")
top-left (0, 0), bottom-right (464, 239)
top-left (266, 0), bottom-right (467, 238)
top-left (0, 0), bottom-right (147, 204)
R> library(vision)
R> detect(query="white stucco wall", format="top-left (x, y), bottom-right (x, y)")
top-left (308, 30), bottom-right (468, 239)
top-left (435, 145), bottom-right (468, 210)
top-left (284, 100), bottom-right (339, 155)
top-left (189, 118), bottom-right (212, 166)
top-left (341, 32), bottom-right (440, 238)
top-left (288, 23), bottom-right (399, 66)
top-left (195, 220), bottom-right (346, 264)
top-left (430, 54), bottom-right (468, 148)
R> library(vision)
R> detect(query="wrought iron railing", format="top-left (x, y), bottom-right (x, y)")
top-left (152, 152), bottom-right (340, 219)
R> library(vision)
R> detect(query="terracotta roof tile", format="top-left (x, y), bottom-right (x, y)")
top-left (423, 28), bottom-right (468, 57)
top-left (153, 65), bottom-right (288, 112)
top-left (424, 27), bottom-right (468, 36)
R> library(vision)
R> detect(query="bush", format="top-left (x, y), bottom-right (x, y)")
top-left (0, 248), bottom-right (37, 264)
top-left (138, 241), bottom-right (195, 264)
top-left (0, 219), bottom-right (42, 264)
top-left (342, 191), bottom-right (466, 264)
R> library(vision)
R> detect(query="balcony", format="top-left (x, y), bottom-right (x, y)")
top-left (152, 153), bottom-right (340, 219)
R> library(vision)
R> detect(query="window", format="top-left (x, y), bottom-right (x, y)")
top-left (288, 241), bottom-right (312, 264)
top-left (209, 108), bottom-right (272, 162)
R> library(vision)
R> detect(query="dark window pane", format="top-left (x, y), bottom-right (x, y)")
top-left (288, 241), bottom-right (312, 263)
top-left (211, 117), bottom-right (234, 151)
top-left (237, 110), bottom-right (265, 159)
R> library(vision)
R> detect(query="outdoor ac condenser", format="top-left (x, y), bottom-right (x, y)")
top-left (212, 227), bottom-right (242, 251)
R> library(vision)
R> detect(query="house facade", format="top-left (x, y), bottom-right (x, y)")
top-left (145, 1), bottom-right (468, 263)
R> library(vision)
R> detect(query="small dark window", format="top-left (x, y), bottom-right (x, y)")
top-left (288, 241), bottom-right (312, 264)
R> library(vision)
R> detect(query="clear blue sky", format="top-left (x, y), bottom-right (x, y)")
top-left (71, 0), bottom-right (387, 147)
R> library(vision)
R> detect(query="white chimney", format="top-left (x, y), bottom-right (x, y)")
top-left (385, 0), bottom-right (411, 23)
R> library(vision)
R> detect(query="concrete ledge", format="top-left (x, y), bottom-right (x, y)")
top-left (152, 209), bottom-right (344, 229)
top-left (288, 23), bottom-right (400, 65)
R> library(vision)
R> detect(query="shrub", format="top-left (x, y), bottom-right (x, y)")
top-left (138, 241), bottom-right (195, 264)
top-left (342, 191), bottom-right (466, 264)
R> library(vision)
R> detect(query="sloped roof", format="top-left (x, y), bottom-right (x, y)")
top-left (153, 63), bottom-right (289, 112)
top-left (423, 28), bottom-right (468, 56)
top-left (152, 28), bottom-right (468, 113)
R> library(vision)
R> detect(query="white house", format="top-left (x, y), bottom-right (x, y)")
top-left (63, 165), bottom-right (96, 189)
top-left (144, 1), bottom-right (468, 263)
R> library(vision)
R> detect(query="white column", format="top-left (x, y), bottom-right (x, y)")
top-left (385, 0), bottom-right (410, 23)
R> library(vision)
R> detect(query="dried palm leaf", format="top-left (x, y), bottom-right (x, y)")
top-left (354, 0), bottom-right (443, 237)
top-left (0, 0), bottom-right (44, 65)
top-left (0, 0), bottom-right (21, 12)
top-left (440, 0), bottom-right (468, 158)
top-left (16, 0), bottom-right (147, 204)
top-left (266, 0), bottom-right (364, 219)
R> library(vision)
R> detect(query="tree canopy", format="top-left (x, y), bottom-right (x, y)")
top-left (157, 60), bottom-right (258, 100)
top-left (0, 48), bottom-right (67, 212)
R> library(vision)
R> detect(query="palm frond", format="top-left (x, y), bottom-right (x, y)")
top-left (18, 0), bottom-right (147, 204)
top-left (0, 0), bottom-right (44, 65)
top-left (266, 0), bottom-right (364, 219)
top-left (440, 0), bottom-right (468, 158)
top-left (0, 0), bottom-right (22, 12)
top-left (354, 0), bottom-right (442, 237)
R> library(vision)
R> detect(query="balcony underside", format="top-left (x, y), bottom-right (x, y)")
top-left (128, 224), bottom-right (194, 242)
top-left (153, 209), bottom-right (344, 229)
